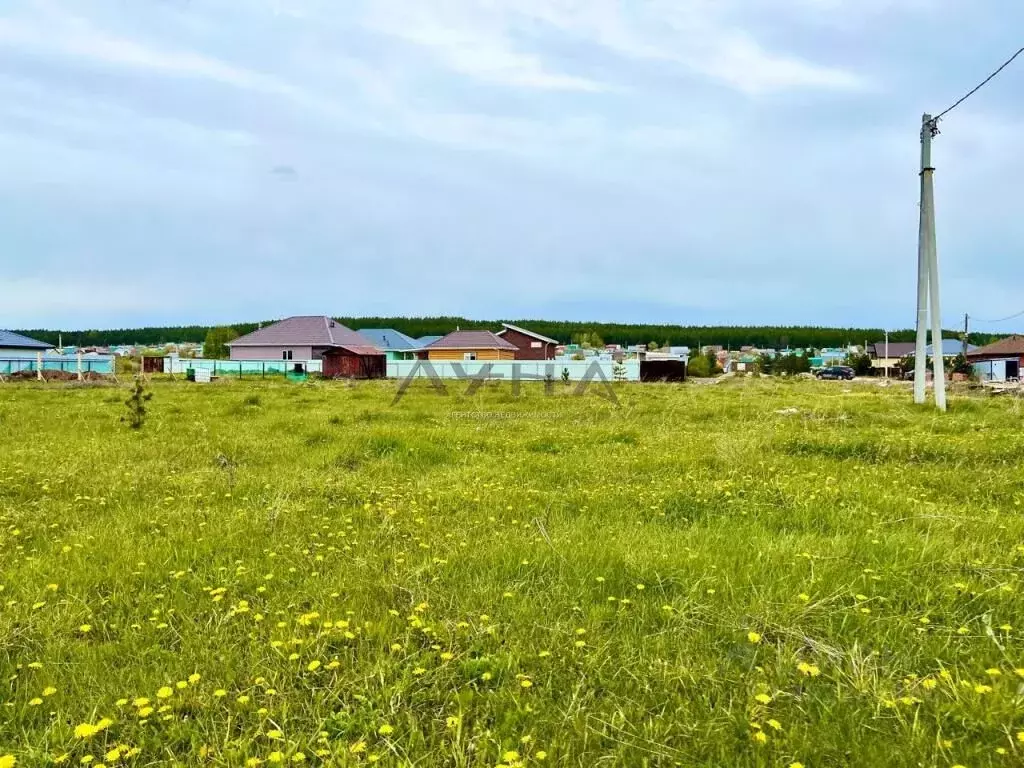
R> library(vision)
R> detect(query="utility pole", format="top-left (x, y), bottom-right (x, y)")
top-left (963, 313), bottom-right (969, 356)
top-left (884, 330), bottom-right (889, 379)
top-left (914, 113), bottom-right (946, 411)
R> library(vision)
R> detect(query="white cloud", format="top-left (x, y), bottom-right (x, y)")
top-left (363, 3), bottom-right (604, 91)
top-left (363, 0), bottom-right (865, 94)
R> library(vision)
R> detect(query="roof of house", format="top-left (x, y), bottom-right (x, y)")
top-left (927, 339), bottom-right (977, 356)
top-left (870, 341), bottom-right (916, 359)
top-left (416, 335), bottom-right (443, 346)
top-left (356, 328), bottom-right (421, 351)
top-left (496, 323), bottom-right (559, 346)
top-left (424, 330), bottom-right (518, 351)
top-left (0, 330), bottom-right (51, 349)
top-left (871, 339), bottom-right (978, 358)
top-left (323, 343), bottom-right (384, 356)
top-left (227, 316), bottom-right (373, 348)
top-left (966, 335), bottom-right (1024, 359)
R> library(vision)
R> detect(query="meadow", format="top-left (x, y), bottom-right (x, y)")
top-left (1, 376), bottom-right (1024, 767)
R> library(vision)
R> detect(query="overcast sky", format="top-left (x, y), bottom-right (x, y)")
top-left (2, 0), bottom-right (1022, 331)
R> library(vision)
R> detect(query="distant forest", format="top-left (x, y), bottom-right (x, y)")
top-left (16, 319), bottom-right (1009, 350)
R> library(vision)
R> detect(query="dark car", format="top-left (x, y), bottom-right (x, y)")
top-left (816, 366), bottom-right (855, 380)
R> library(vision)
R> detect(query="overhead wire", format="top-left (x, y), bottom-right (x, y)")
top-left (933, 46), bottom-right (1024, 122)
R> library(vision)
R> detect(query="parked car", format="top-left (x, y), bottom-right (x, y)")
top-left (816, 366), bottom-right (855, 380)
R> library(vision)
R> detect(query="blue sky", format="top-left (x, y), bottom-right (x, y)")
top-left (2, 0), bottom-right (1022, 331)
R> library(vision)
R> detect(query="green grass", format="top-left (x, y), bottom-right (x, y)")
top-left (2, 377), bottom-right (1024, 767)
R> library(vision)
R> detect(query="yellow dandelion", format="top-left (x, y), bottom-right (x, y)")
top-left (754, 693), bottom-right (772, 704)
top-left (0, 755), bottom-right (14, 768)
top-left (378, 724), bottom-right (394, 735)
top-left (290, 754), bottom-right (305, 763)
top-left (752, 730), bottom-right (768, 745)
top-left (28, 698), bottom-right (42, 706)
top-left (267, 753), bottom-right (284, 764)
top-left (188, 673), bottom-right (201, 684)
top-left (78, 624), bottom-right (92, 634)
top-left (137, 707), bottom-right (153, 718)
top-left (156, 687), bottom-right (173, 699)
top-left (985, 668), bottom-right (1001, 677)
top-left (306, 660), bottom-right (321, 672)
top-left (502, 751), bottom-right (520, 763)
top-left (213, 689), bottom-right (226, 697)
top-left (73, 723), bottom-right (98, 739)
top-left (747, 631), bottom-right (762, 644)
top-left (767, 719), bottom-right (782, 731)
top-left (520, 679), bottom-right (533, 688)
top-left (535, 751), bottom-right (548, 761)
top-left (974, 684), bottom-right (992, 694)
top-left (790, 763), bottom-right (804, 768)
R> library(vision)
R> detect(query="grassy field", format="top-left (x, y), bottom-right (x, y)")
top-left (2, 377), bottom-right (1024, 767)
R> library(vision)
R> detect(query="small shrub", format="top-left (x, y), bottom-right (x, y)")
top-left (561, 368), bottom-right (571, 386)
top-left (121, 376), bottom-right (152, 429)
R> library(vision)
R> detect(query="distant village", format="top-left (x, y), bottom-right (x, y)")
top-left (2, 316), bottom-right (1022, 383)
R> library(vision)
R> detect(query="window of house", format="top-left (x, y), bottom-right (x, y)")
top-left (464, 352), bottom-right (476, 361)
top-left (530, 341), bottom-right (542, 348)
top-left (282, 350), bottom-right (293, 360)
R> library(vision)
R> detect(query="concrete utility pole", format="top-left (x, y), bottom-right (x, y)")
top-left (914, 114), bottom-right (946, 411)
top-left (962, 313), bottom-right (969, 356)
top-left (884, 330), bottom-right (890, 379)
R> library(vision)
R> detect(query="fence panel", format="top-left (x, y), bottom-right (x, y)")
top-left (386, 359), bottom-right (639, 381)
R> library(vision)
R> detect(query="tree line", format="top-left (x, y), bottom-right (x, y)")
top-left (15, 319), bottom-right (1010, 351)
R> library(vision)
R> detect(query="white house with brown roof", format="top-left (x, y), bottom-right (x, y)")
top-left (226, 316), bottom-right (378, 362)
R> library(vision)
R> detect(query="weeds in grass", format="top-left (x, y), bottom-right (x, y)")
top-left (1, 378), bottom-right (1023, 766)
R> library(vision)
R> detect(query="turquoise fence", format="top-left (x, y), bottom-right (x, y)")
top-left (1, 354), bottom-right (114, 375)
top-left (162, 358), bottom-right (323, 376)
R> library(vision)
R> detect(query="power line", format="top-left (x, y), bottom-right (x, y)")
top-left (933, 46), bottom-right (1024, 122)
top-left (970, 308), bottom-right (1024, 324)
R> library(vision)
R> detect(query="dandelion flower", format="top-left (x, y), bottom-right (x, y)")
top-left (78, 625), bottom-right (92, 634)
top-left (378, 724), bottom-right (394, 736)
top-left (767, 719), bottom-right (782, 731)
top-left (754, 694), bottom-right (772, 704)
top-left (213, 689), bottom-right (226, 698)
top-left (747, 632), bottom-right (762, 644)
top-left (28, 698), bottom-right (42, 706)
top-left (985, 668), bottom-right (1001, 677)
top-left (0, 756), bottom-right (14, 768)
top-left (43, 687), bottom-right (56, 697)
top-left (535, 751), bottom-right (547, 761)
top-left (188, 673), bottom-right (201, 684)
top-left (974, 684), bottom-right (992, 694)
top-left (290, 754), bottom-right (305, 763)
top-left (156, 687), bottom-right (173, 699)
top-left (306, 660), bottom-right (321, 672)
top-left (520, 679), bottom-right (533, 688)
top-left (137, 707), bottom-right (153, 718)
top-left (446, 716), bottom-right (461, 729)
top-left (752, 731), bottom-right (768, 745)
top-left (267, 753), bottom-right (284, 764)
top-left (74, 723), bottom-right (98, 739)
top-left (502, 751), bottom-right (520, 763)
top-left (790, 763), bottom-right (804, 768)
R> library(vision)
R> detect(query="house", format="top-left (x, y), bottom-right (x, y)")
top-left (416, 335), bottom-right (443, 348)
top-left (356, 329), bottom-right (421, 361)
top-left (0, 330), bottom-right (52, 356)
top-left (495, 323), bottom-right (558, 360)
top-left (870, 339), bottom-right (977, 373)
top-left (967, 336), bottom-right (1024, 382)
top-left (225, 316), bottom-right (383, 376)
top-left (419, 330), bottom-right (517, 361)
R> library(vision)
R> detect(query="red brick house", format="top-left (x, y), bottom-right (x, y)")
top-left (495, 323), bottom-right (558, 360)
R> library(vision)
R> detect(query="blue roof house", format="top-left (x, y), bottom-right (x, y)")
top-left (357, 329), bottom-right (422, 360)
top-left (0, 330), bottom-right (52, 356)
